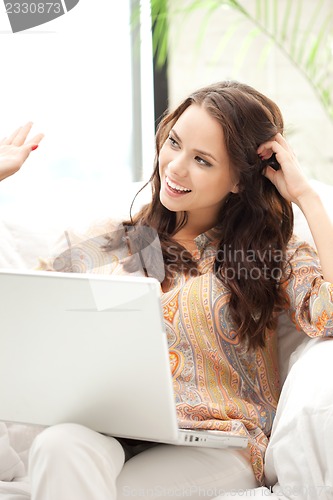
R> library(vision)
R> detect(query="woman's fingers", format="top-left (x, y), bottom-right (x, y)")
top-left (258, 133), bottom-right (313, 204)
top-left (11, 122), bottom-right (34, 146)
top-left (0, 127), bottom-right (44, 153)
top-left (0, 127), bottom-right (21, 146)
top-left (0, 124), bottom-right (44, 182)
top-left (1, 122), bottom-right (34, 146)
top-left (257, 133), bottom-right (294, 161)
top-left (24, 133), bottom-right (45, 148)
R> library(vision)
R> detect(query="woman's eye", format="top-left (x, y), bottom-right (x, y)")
top-left (195, 156), bottom-right (212, 167)
top-left (168, 135), bottom-right (179, 148)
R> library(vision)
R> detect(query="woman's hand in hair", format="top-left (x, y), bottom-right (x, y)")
top-left (0, 123), bottom-right (44, 182)
top-left (259, 133), bottom-right (333, 282)
top-left (258, 133), bottom-right (314, 208)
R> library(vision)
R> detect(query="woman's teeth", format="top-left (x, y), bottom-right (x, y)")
top-left (166, 176), bottom-right (191, 193)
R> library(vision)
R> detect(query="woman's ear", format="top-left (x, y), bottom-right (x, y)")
top-left (230, 182), bottom-right (239, 194)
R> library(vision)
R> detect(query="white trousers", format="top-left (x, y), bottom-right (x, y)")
top-left (28, 423), bottom-right (258, 499)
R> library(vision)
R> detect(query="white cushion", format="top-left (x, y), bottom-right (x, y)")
top-left (0, 480), bottom-right (30, 499)
top-left (0, 423), bottom-right (24, 482)
top-left (265, 338), bottom-right (333, 499)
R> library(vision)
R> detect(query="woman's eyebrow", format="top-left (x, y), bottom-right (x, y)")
top-left (171, 128), bottom-right (217, 162)
top-left (170, 128), bottom-right (182, 143)
top-left (194, 148), bottom-right (217, 162)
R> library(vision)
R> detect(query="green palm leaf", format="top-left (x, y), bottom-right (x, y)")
top-left (149, 0), bottom-right (333, 122)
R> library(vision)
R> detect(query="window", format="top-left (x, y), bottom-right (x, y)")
top-left (0, 0), bottom-right (154, 213)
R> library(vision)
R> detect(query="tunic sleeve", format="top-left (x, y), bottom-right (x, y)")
top-left (283, 235), bottom-right (333, 337)
top-left (36, 229), bottom-right (72, 272)
top-left (36, 218), bottom-right (127, 274)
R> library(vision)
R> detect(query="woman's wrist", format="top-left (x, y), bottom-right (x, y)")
top-left (294, 185), bottom-right (320, 213)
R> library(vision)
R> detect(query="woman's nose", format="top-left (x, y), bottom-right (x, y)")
top-left (168, 153), bottom-right (188, 177)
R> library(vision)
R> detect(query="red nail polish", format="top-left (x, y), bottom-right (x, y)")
top-left (31, 145), bottom-right (38, 151)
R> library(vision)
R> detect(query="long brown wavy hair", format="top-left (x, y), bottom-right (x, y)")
top-left (118, 81), bottom-right (294, 349)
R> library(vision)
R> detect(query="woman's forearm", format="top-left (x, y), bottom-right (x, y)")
top-left (297, 189), bottom-right (333, 283)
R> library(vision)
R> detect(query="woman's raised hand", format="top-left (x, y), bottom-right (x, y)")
top-left (258, 133), bottom-right (313, 207)
top-left (0, 122), bottom-right (44, 182)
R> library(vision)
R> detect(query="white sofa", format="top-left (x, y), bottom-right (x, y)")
top-left (0, 179), bottom-right (333, 499)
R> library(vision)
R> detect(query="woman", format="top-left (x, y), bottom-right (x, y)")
top-left (2, 81), bottom-right (333, 499)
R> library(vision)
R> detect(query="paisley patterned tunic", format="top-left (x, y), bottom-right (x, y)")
top-left (38, 219), bottom-right (333, 483)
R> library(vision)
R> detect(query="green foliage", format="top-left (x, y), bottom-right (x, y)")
top-left (150, 0), bottom-right (333, 121)
top-left (151, 0), bottom-right (169, 68)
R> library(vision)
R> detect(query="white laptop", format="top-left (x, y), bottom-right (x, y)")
top-left (0, 269), bottom-right (248, 449)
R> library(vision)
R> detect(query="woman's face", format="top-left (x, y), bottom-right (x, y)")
top-left (158, 103), bottom-right (238, 230)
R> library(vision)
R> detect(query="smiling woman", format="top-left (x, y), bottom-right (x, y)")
top-left (1, 78), bottom-right (333, 500)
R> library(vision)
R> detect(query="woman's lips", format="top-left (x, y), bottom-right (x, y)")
top-left (165, 176), bottom-right (192, 196)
